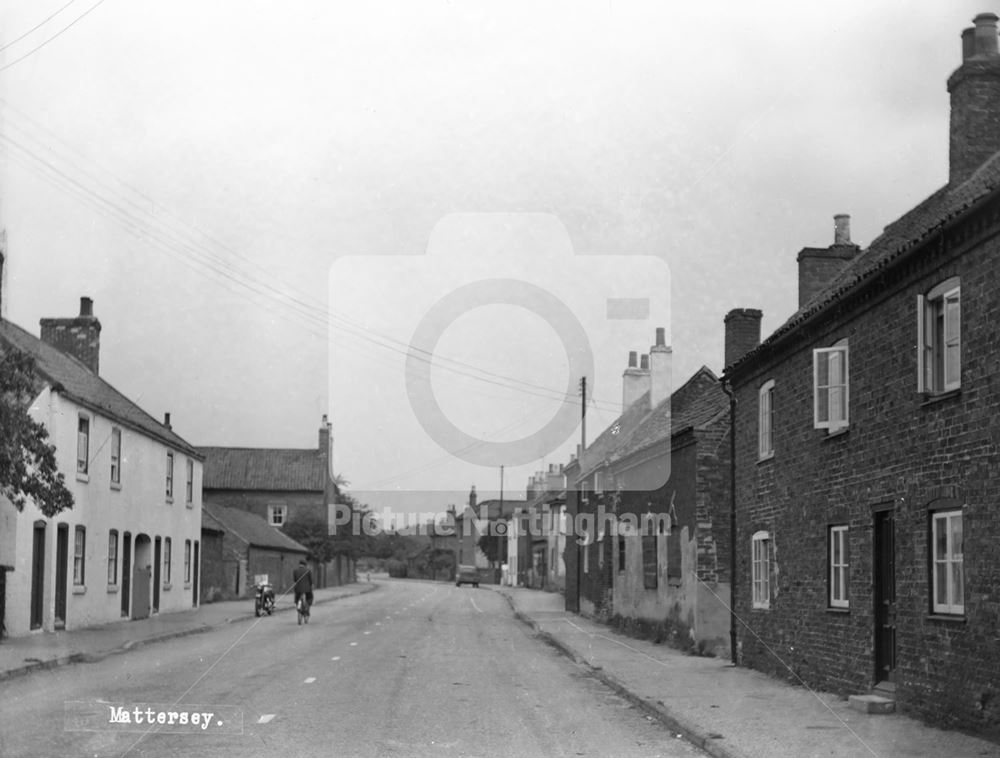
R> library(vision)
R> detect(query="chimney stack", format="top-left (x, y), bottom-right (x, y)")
top-left (949, 13), bottom-right (1000, 186)
top-left (163, 412), bottom-right (172, 429)
top-left (622, 350), bottom-right (650, 411)
top-left (40, 296), bottom-right (102, 374)
top-left (649, 327), bottom-right (672, 409)
top-left (469, 485), bottom-right (477, 509)
top-left (796, 215), bottom-right (860, 308)
top-left (724, 309), bottom-right (763, 369)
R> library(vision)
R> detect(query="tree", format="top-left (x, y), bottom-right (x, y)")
top-left (477, 533), bottom-right (504, 567)
top-left (0, 348), bottom-right (74, 517)
top-left (281, 515), bottom-right (337, 563)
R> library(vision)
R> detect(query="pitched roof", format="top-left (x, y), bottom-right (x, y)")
top-left (198, 446), bottom-right (326, 491)
top-left (202, 503), bottom-right (309, 552)
top-left (200, 509), bottom-right (226, 534)
top-left (0, 318), bottom-right (200, 457)
top-left (610, 366), bottom-right (727, 465)
top-left (729, 150), bottom-right (1000, 373)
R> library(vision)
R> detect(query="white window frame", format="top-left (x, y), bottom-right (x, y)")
top-left (752, 530), bottom-right (770, 609)
top-left (163, 537), bottom-right (172, 585)
top-left (931, 510), bottom-right (964, 615)
top-left (110, 427), bottom-right (121, 485)
top-left (77, 415), bottom-right (90, 475)
top-left (73, 525), bottom-right (86, 585)
top-left (185, 458), bottom-right (194, 504)
top-left (268, 504), bottom-right (287, 527)
top-left (829, 525), bottom-right (849, 609)
top-left (184, 540), bottom-right (192, 584)
top-left (107, 529), bottom-right (118, 585)
top-left (813, 341), bottom-right (849, 431)
top-left (758, 380), bottom-right (775, 460)
top-left (165, 452), bottom-right (174, 500)
top-left (918, 279), bottom-right (961, 394)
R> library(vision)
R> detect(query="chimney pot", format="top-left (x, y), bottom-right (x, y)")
top-left (640, 354), bottom-right (649, 370)
top-left (833, 214), bottom-right (851, 245)
top-left (628, 350), bottom-right (637, 368)
top-left (962, 27), bottom-right (976, 60)
top-left (164, 412), bottom-right (171, 429)
top-left (80, 297), bottom-right (93, 317)
top-left (655, 327), bottom-right (665, 347)
top-left (974, 12), bottom-right (999, 57)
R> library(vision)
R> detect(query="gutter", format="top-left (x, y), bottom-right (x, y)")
top-left (719, 377), bottom-right (738, 666)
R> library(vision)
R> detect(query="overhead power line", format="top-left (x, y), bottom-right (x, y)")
top-left (0, 0), bottom-right (107, 74)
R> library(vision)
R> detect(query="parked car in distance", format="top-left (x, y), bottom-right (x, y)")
top-left (455, 565), bottom-right (479, 588)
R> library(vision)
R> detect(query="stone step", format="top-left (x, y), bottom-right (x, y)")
top-left (848, 694), bottom-right (896, 714)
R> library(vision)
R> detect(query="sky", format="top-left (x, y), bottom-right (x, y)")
top-left (0, 1), bottom-right (990, 516)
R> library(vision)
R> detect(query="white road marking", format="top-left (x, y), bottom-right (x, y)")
top-left (350, 642), bottom-right (358, 646)
top-left (304, 677), bottom-right (316, 683)
top-left (375, 622), bottom-right (381, 626)
top-left (470, 597), bottom-right (483, 614)
top-left (363, 631), bottom-right (371, 635)
top-left (258, 714), bottom-right (275, 724)
top-left (331, 656), bottom-right (341, 661)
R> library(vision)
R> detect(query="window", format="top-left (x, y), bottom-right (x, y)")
top-left (918, 279), bottom-right (961, 393)
top-left (931, 510), bottom-right (963, 615)
top-left (77, 416), bottom-right (90, 474)
top-left (758, 380), bottom-right (775, 459)
top-left (813, 341), bottom-right (849, 431)
top-left (163, 538), bottom-right (172, 585)
top-left (73, 526), bottom-right (86, 585)
top-left (268, 504), bottom-right (287, 526)
top-left (107, 530), bottom-right (118, 585)
top-left (829, 525), bottom-right (849, 608)
top-left (185, 459), bottom-right (194, 504)
top-left (165, 452), bottom-right (174, 500)
top-left (642, 534), bottom-right (657, 589)
top-left (594, 470), bottom-right (605, 495)
top-left (618, 535), bottom-right (626, 571)
top-left (110, 428), bottom-right (121, 485)
top-left (582, 542), bottom-right (589, 574)
top-left (185, 540), bottom-right (192, 583)
top-left (752, 531), bottom-right (770, 609)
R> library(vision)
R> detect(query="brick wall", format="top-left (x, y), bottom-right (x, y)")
top-left (730, 222), bottom-right (1000, 736)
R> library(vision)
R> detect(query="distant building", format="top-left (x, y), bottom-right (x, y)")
top-left (197, 418), bottom-right (354, 587)
top-left (723, 14), bottom-right (1000, 735)
top-left (0, 297), bottom-right (203, 636)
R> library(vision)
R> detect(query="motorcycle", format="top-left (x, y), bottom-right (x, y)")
top-left (254, 580), bottom-right (275, 617)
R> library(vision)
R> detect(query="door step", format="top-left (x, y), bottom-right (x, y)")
top-left (848, 694), bottom-right (895, 714)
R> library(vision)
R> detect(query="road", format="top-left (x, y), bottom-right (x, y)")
top-left (0, 580), bottom-right (705, 758)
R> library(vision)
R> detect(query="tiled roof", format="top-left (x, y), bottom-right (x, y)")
top-left (575, 389), bottom-right (654, 478)
top-left (0, 318), bottom-right (200, 458)
top-left (610, 366), bottom-right (727, 465)
top-left (202, 503), bottom-right (309, 552)
top-left (728, 150), bottom-right (1000, 373)
top-left (198, 447), bottom-right (326, 491)
top-left (200, 509), bottom-right (226, 534)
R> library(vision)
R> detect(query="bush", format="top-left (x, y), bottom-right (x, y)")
top-left (386, 559), bottom-right (408, 578)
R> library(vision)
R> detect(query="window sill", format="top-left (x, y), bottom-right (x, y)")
top-left (752, 604), bottom-right (770, 611)
top-left (165, 497), bottom-right (174, 505)
top-left (107, 584), bottom-right (119, 593)
top-left (823, 427), bottom-right (850, 441)
top-left (920, 389), bottom-right (961, 407)
top-left (162, 583), bottom-right (172, 592)
top-left (826, 606), bottom-right (849, 614)
top-left (72, 585), bottom-right (86, 595)
top-left (927, 613), bottom-right (966, 623)
top-left (757, 452), bottom-right (774, 464)
top-left (110, 481), bottom-right (122, 491)
top-left (183, 582), bottom-right (192, 590)
top-left (186, 501), bottom-right (194, 509)
top-left (76, 472), bottom-right (90, 483)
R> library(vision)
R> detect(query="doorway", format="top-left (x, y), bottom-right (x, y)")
top-left (121, 532), bottom-right (132, 618)
top-left (874, 509), bottom-right (896, 685)
top-left (30, 522), bottom-right (45, 630)
top-left (55, 524), bottom-right (68, 629)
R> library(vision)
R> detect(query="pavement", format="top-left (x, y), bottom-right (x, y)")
top-left (493, 585), bottom-right (1000, 758)
top-left (0, 581), bottom-right (377, 682)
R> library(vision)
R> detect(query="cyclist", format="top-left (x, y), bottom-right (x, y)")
top-left (292, 559), bottom-right (314, 615)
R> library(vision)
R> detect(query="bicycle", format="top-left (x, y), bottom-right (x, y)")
top-left (296, 594), bottom-right (311, 625)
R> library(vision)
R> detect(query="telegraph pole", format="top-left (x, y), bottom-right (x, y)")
top-left (580, 376), bottom-right (587, 449)
top-left (499, 464), bottom-right (505, 585)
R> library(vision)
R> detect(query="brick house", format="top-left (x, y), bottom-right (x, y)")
top-left (565, 327), bottom-right (732, 655)
top-left (0, 298), bottom-right (203, 636)
top-left (201, 503), bottom-right (308, 600)
top-left (198, 419), bottom-right (354, 588)
top-left (722, 13), bottom-right (1000, 735)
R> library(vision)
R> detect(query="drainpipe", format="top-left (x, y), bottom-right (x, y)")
top-left (720, 377), bottom-right (738, 666)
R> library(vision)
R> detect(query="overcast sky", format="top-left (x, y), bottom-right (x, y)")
top-left (0, 1), bottom-right (989, 516)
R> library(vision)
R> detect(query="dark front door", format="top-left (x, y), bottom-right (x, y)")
top-left (30, 523), bottom-right (45, 630)
top-left (132, 565), bottom-right (151, 619)
top-left (874, 510), bottom-right (897, 684)
top-left (192, 541), bottom-right (199, 608)
top-left (153, 537), bottom-right (161, 613)
top-left (121, 533), bottom-right (132, 618)
top-left (55, 524), bottom-right (69, 628)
